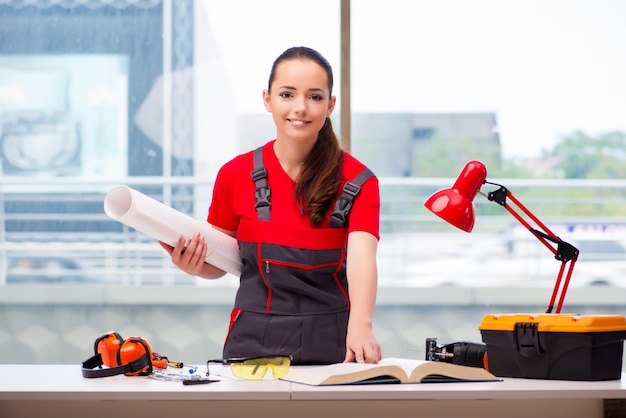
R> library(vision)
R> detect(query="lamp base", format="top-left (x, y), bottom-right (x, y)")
top-left (479, 313), bottom-right (626, 380)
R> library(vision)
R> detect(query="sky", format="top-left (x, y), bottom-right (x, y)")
top-left (199, 0), bottom-right (626, 159)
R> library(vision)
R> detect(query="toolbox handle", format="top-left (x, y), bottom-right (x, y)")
top-left (513, 322), bottom-right (544, 357)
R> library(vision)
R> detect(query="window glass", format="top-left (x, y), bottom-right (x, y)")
top-left (0, 54), bottom-right (128, 180)
top-left (351, 0), bottom-right (626, 288)
top-left (0, 0), bottom-right (341, 286)
top-left (1, 0), bottom-right (625, 290)
top-left (352, 0), bottom-right (626, 174)
top-left (194, 0), bottom-right (341, 178)
top-left (2, 0), bottom-right (625, 369)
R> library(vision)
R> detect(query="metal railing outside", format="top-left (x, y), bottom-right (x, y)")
top-left (2, 176), bottom-right (626, 287)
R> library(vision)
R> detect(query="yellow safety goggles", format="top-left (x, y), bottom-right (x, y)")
top-left (207, 355), bottom-right (292, 380)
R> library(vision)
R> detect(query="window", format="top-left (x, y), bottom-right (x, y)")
top-left (352, 0), bottom-right (626, 288)
top-left (0, 0), bottom-right (341, 285)
top-left (2, 0), bottom-right (625, 367)
top-left (2, 0), bottom-right (626, 288)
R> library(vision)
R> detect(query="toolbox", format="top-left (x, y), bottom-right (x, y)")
top-left (479, 313), bottom-right (626, 380)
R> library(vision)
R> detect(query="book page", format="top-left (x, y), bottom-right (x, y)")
top-left (378, 358), bottom-right (431, 379)
top-left (380, 358), bottom-right (499, 382)
top-left (282, 358), bottom-right (500, 386)
top-left (281, 362), bottom-right (409, 386)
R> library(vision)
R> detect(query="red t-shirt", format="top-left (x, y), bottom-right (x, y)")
top-left (207, 140), bottom-right (380, 245)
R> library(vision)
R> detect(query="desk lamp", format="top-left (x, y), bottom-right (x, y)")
top-left (424, 160), bottom-right (579, 314)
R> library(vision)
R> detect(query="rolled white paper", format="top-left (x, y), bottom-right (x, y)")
top-left (104, 185), bottom-right (242, 276)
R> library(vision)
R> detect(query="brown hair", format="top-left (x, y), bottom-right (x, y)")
top-left (268, 47), bottom-right (344, 227)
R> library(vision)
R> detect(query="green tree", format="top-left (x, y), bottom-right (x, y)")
top-left (414, 135), bottom-right (501, 177)
top-left (413, 135), bottom-right (537, 178)
top-left (544, 130), bottom-right (626, 179)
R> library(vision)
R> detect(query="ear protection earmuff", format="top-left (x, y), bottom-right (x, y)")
top-left (81, 331), bottom-right (157, 378)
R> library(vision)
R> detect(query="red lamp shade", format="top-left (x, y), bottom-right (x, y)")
top-left (424, 160), bottom-right (487, 233)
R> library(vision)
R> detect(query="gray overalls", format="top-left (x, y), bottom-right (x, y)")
top-left (222, 147), bottom-right (373, 365)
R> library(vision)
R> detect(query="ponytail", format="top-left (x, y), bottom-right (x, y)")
top-left (295, 118), bottom-right (343, 227)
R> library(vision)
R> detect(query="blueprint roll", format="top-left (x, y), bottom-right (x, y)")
top-left (104, 185), bottom-right (242, 276)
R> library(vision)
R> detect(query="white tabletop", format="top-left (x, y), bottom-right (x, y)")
top-left (289, 372), bottom-right (626, 400)
top-left (0, 364), bottom-right (291, 401)
top-left (1, 364), bottom-right (625, 401)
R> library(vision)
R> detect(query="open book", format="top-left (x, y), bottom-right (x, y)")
top-left (281, 358), bottom-right (500, 386)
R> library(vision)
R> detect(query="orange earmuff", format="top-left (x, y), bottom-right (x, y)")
top-left (81, 331), bottom-right (160, 378)
top-left (118, 336), bottom-right (153, 376)
top-left (94, 332), bottom-right (124, 368)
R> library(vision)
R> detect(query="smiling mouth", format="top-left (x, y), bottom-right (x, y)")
top-left (288, 119), bottom-right (310, 126)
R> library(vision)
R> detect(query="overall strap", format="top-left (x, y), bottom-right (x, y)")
top-left (329, 167), bottom-right (375, 228)
top-left (251, 146), bottom-right (271, 221)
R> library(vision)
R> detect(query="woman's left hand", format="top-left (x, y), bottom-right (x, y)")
top-left (344, 325), bottom-right (382, 364)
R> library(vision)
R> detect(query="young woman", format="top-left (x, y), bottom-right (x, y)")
top-left (161, 46), bottom-right (381, 365)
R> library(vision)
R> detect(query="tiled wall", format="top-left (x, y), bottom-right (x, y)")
top-left (2, 299), bottom-right (625, 370)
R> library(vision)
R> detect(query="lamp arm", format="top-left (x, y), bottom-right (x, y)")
top-left (484, 183), bottom-right (579, 259)
top-left (483, 182), bottom-right (580, 314)
top-left (531, 228), bottom-right (579, 262)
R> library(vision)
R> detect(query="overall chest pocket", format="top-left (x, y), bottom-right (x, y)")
top-left (257, 243), bottom-right (349, 314)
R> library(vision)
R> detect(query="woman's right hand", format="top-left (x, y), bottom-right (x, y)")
top-left (159, 232), bottom-right (208, 276)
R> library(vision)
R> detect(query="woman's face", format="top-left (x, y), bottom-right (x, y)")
top-left (263, 59), bottom-right (336, 145)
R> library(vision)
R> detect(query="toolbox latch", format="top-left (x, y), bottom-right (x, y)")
top-left (513, 322), bottom-right (543, 356)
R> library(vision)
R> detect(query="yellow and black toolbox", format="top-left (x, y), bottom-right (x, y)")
top-left (479, 313), bottom-right (626, 381)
